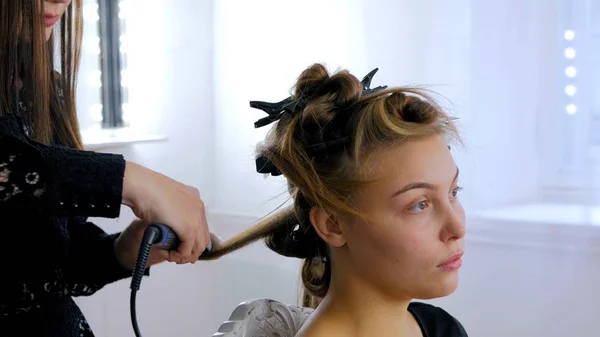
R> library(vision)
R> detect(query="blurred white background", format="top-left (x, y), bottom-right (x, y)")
top-left (72, 0), bottom-right (600, 336)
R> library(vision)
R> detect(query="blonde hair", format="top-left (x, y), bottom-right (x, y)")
top-left (199, 63), bottom-right (459, 308)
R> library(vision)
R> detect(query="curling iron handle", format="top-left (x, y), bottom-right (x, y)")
top-left (150, 223), bottom-right (212, 253)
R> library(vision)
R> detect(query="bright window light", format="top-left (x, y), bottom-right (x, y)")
top-left (119, 1), bottom-right (129, 19)
top-left (90, 104), bottom-right (103, 122)
top-left (566, 104), bottom-right (577, 115)
top-left (565, 66), bottom-right (577, 77)
top-left (119, 35), bottom-right (127, 53)
top-left (87, 70), bottom-right (102, 88)
top-left (121, 69), bottom-right (128, 87)
top-left (564, 30), bottom-right (575, 40)
top-left (565, 47), bottom-right (576, 59)
top-left (85, 36), bottom-right (101, 55)
top-left (83, 3), bottom-right (99, 21)
top-left (122, 103), bottom-right (130, 122)
top-left (86, 0), bottom-right (129, 128)
top-left (565, 84), bottom-right (577, 96)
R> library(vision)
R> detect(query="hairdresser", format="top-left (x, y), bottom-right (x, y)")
top-left (0, 1), bottom-right (210, 336)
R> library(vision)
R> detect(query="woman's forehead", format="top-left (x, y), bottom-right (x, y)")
top-left (366, 136), bottom-right (456, 185)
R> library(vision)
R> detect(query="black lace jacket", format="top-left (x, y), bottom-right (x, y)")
top-left (0, 109), bottom-right (143, 336)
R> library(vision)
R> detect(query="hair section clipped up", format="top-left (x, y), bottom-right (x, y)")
top-left (198, 63), bottom-right (459, 308)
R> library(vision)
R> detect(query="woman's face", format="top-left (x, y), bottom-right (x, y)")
top-left (336, 134), bottom-right (466, 301)
top-left (44, 0), bottom-right (72, 40)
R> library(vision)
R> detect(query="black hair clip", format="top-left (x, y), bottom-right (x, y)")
top-left (360, 68), bottom-right (388, 96)
top-left (256, 155), bottom-right (282, 176)
top-left (249, 68), bottom-right (387, 130)
top-left (250, 67), bottom-right (388, 176)
top-left (250, 97), bottom-right (306, 128)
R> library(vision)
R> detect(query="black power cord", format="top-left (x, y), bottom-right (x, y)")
top-left (130, 224), bottom-right (179, 337)
top-left (129, 224), bottom-right (212, 337)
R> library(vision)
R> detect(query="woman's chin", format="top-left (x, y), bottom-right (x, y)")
top-left (412, 274), bottom-right (461, 300)
top-left (45, 27), bottom-right (53, 41)
top-left (434, 273), bottom-right (461, 297)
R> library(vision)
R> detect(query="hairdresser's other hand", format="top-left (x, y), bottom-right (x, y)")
top-left (114, 219), bottom-right (169, 270)
top-left (121, 161), bottom-right (210, 264)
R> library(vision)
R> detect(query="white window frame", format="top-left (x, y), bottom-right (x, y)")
top-left (78, 0), bottom-right (129, 131)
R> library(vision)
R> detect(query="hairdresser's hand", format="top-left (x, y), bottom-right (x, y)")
top-left (121, 161), bottom-right (210, 264)
top-left (114, 219), bottom-right (169, 270)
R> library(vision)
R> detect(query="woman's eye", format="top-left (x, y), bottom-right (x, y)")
top-left (408, 200), bottom-right (429, 213)
top-left (406, 187), bottom-right (463, 214)
top-left (451, 186), bottom-right (463, 198)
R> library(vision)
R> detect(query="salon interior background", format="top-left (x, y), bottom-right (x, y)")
top-left (73, 0), bottom-right (600, 336)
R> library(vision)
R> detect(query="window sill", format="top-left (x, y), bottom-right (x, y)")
top-left (468, 203), bottom-right (600, 254)
top-left (81, 127), bottom-right (168, 151)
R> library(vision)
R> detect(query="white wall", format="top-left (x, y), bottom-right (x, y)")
top-left (72, 1), bottom-right (600, 337)
top-left (467, 0), bottom-right (552, 209)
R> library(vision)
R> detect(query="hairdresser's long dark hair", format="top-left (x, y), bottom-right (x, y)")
top-left (0, 0), bottom-right (84, 149)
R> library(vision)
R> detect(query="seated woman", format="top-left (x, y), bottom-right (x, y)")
top-left (204, 63), bottom-right (468, 337)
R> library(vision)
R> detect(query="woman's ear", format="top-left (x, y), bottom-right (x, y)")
top-left (309, 207), bottom-right (346, 248)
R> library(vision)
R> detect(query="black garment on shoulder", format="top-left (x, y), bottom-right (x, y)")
top-left (408, 302), bottom-right (468, 337)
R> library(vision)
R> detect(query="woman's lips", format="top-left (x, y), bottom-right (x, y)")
top-left (44, 14), bottom-right (60, 27)
top-left (438, 251), bottom-right (464, 271)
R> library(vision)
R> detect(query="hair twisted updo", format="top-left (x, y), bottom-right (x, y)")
top-left (199, 63), bottom-right (459, 308)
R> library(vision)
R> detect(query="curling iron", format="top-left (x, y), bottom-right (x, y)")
top-left (129, 224), bottom-right (212, 337)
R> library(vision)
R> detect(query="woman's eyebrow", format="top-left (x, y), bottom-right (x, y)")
top-left (391, 167), bottom-right (459, 198)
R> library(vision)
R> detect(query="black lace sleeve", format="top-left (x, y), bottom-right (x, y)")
top-left (63, 217), bottom-right (149, 296)
top-left (0, 114), bottom-right (125, 218)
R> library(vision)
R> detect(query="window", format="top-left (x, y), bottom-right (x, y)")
top-left (588, 1), bottom-right (600, 165)
top-left (542, 0), bottom-right (600, 190)
top-left (79, 0), bottom-right (129, 130)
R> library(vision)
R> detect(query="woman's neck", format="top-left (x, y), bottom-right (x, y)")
top-left (301, 271), bottom-right (423, 337)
